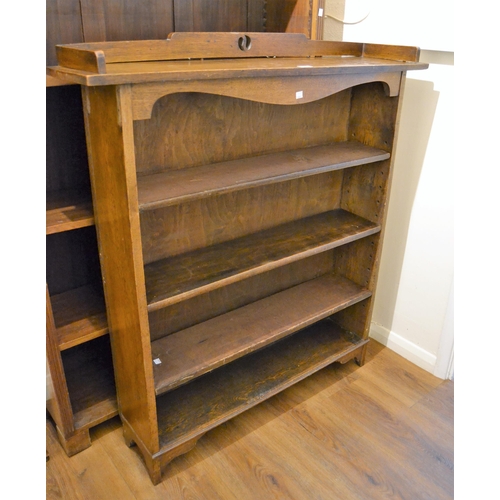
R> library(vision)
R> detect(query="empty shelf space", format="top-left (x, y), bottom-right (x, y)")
top-left (137, 141), bottom-right (390, 210)
top-left (46, 189), bottom-right (94, 234)
top-left (156, 319), bottom-right (367, 452)
top-left (51, 284), bottom-right (108, 350)
top-left (145, 209), bottom-right (380, 311)
top-left (61, 336), bottom-right (118, 430)
top-left (152, 273), bottom-right (370, 395)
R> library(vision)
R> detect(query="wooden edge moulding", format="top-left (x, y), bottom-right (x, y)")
top-left (54, 32), bottom-right (421, 75)
top-left (47, 32), bottom-right (428, 484)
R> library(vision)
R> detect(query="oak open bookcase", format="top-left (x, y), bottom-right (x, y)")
top-left (47, 32), bottom-right (427, 484)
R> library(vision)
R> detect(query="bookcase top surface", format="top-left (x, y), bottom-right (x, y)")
top-left (47, 32), bottom-right (428, 86)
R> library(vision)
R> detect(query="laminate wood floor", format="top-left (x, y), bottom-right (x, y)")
top-left (46, 340), bottom-right (454, 499)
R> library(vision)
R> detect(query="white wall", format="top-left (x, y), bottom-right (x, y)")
top-left (341, 0), bottom-right (454, 51)
top-left (323, 2), bottom-right (454, 378)
top-left (369, 50), bottom-right (454, 378)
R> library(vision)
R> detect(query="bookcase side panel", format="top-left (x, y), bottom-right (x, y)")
top-left (82, 84), bottom-right (159, 453)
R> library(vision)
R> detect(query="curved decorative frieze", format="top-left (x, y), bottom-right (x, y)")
top-left (131, 71), bottom-right (401, 121)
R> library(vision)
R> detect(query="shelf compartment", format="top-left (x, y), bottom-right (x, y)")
top-left (61, 335), bottom-right (118, 430)
top-left (145, 209), bottom-right (380, 311)
top-left (137, 141), bottom-right (389, 211)
top-left (51, 284), bottom-right (108, 350)
top-left (152, 273), bottom-right (370, 395)
top-left (46, 189), bottom-right (94, 234)
top-left (156, 318), bottom-right (367, 452)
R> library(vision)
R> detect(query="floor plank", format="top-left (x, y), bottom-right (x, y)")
top-left (47, 340), bottom-right (454, 499)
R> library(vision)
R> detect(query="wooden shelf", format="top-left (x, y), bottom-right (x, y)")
top-left (156, 319), bottom-right (367, 452)
top-left (145, 209), bottom-right (380, 311)
top-left (46, 189), bottom-right (94, 235)
top-left (152, 273), bottom-right (370, 395)
top-left (51, 284), bottom-right (108, 350)
top-left (137, 141), bottom-right (390, 210)
top-left (61, 336), bottom-right (118, 431)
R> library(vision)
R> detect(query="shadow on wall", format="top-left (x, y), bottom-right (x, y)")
top-left (374, 77), bottom-right (439, 332)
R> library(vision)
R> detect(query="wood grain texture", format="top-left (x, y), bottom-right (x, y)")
top-left (46, 0), bottom-right (84, 66)
top-left (144, 209), bottom-right (380, 310)
top-left (151, 273), bottom-right (371, 394)
top-left (80, 0), bottom-right (174, 43)
top-left (47, 51), bottom-right (427, 87)
top-left (133, 90), bottom-right (351, 175)
top-left (46, 189), bottom-right (94, 234)
top-left (54, 33), bottom-right (363, 66)
top-left (46, 286), bottom-right (75, 437)
top-left (61, 336), bottom-right (117, 429)
top-left (131, 72), bottom-right (402, 120)
top-left (51, 283), bottom-right (108, 350)
top-left (53, 33), bottom-right (422, 71)
top-left (148, 253), bottom-right (333, 340)
top-left (149, 252), bottom-right (332, 341)
top-left (82, 84), bottom-right (159, 452)
top-left (174, 0), bottom-right (249, 32)
top-left (47, 341), bottom-right (453, 499)
top-left (155, 320), bottom-right (367, 451)
top-left (140, 171), bottom-right (343, 264)
top-left (137, 141), bottom-right (389, 210)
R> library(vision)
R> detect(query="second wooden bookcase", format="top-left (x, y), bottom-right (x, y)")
top-left (48, 32), bottom-right (427, 483)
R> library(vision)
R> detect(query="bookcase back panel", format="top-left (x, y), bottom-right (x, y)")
top-left (140, 170), bottom-right (343, 264)
top-left (46, 85), bottom-right (90, 194)
top-left (46, 227), bottom-right (103, 295)
top-left (148, 252), bottom-right (334, 341)
top-left (133, 91), bottom-right (351, 175)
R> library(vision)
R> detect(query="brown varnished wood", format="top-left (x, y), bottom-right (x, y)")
top-left (55, 33), bottom-right (364, 71)
top-left (46, 189), bottom-right (94, 234)
top-left (46, 286), bottom-right (75, 437)
top-left (44, 4), bottom-right (373, 465)
top-left (338, 78), bottom-right (408, 349)
top-left (81, 84), bottom-right (159, 453)
top-left (148, 253), bottom-right (333, 340)
top-left (46, 0), bottom-right (84, 66)
top-left (174, 0), bottom-right (250, 32)
top-left (50, 35), bottom-right (428, 482)
top-left (47, 343), bottom-right (453, 498)
top-left (51, 284), bottom-right (108, 350)
top-left (134, 91), bottom-right (351, 175)
top-left (53, 33), bottom-right (422, 71)
top-left (265, 0), bottom-right (325, 38)
top-left (80, 0), bottom-right (175, 44)
top-left (131, 72), bottom-right (402, 120)
top-left (48, 53), bottom-right (426, 87)
top-left (61, 336), bottom-right (117, 430)
top-left (141, 172), bottom-right (343, 264)
top-left (137, 141), bottom-right (389, 210)
top-left (144, 209), bottom-right (380, 311)
top-left (155, 321), bottom-right (367, 458)
top-left (152, 273), bottom-right (371, 395)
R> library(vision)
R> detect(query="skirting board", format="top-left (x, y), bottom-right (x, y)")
top-left (369, 322), bottom-right (437, 374)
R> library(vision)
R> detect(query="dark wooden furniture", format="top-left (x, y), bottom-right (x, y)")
top-left (47, 32), bottom-right (427, 483)
top-left (45, 0), bottom-right (324, 456)
top-left (45, 81), bottom-right (118, 455)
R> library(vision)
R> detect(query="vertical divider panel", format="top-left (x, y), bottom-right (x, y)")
top-left (82, 84), bottom-right (159, 453)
